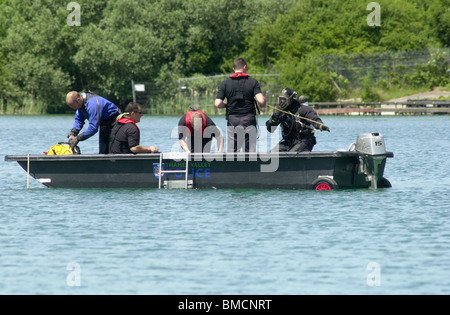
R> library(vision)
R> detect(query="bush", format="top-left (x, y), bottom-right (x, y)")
top-left (408, 55), bottom-right (449, 89)
top-left (280, 56), bottom-right (339, 102)
top-left (361, 75), bottom-right (381, 102)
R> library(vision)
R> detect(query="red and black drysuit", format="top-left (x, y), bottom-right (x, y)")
top-left (178, 110), bottom-right (220, 153)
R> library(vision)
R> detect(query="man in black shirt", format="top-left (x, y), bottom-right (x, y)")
top-left (266, 88), bottom-right (330, 152)
top-left (215, 57), bottom-right (266, 152)
top-left (178, 109), bottom-right (224, 153)
top-left (109, 103), bottom-right (159, 154)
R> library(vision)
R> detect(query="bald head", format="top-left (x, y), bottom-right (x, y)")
top-left (66, 91), bottom-right (83, 110)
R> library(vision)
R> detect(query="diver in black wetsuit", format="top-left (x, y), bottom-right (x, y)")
top-left (266, 88), bottom-right (329, 152)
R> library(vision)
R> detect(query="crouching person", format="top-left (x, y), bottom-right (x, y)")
top-left (178, 109), bottom-right (223, 153)
top-left (109, 102), bottom-right (159, 154)
top-left (266, 88), bottom-right (329, 153)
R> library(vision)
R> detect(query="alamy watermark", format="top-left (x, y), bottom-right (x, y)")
top-left (366, 262), bottom-right (381, 287)
top-left (170, 124), bottom-right (281, 173)
top-left (66, 262), bottom-right (81, 287)
top-left (67, 2), bottom-right (380, 28)
top-left (67, 2), bottom-right (81, 27)
top-left (367, 2), bottom-right (381, 27)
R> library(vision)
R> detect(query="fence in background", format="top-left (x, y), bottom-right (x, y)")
top-left (131, 48), bottom-right (450, 115)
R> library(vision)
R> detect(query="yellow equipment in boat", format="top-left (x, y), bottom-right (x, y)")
top-left (45, 143), bottom-right (80, 155)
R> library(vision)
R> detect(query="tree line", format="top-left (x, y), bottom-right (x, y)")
top-left (0, 0), bottom-right (448, 114)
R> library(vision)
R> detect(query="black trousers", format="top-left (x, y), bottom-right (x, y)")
top-left (99, 112), bottom-right (120, 154)
top-left (227, 114), bottom-right (257, 152)
top-left (271, 136), bottom-right (316, 153)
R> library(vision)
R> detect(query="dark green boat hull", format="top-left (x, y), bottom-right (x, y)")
top-left (5, 151), bottom-right (393, 190)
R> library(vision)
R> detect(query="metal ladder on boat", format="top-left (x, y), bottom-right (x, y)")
top-left (158, 152), bottom-right (192, 189)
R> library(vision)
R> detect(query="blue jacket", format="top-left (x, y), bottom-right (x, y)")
top-left (72, 93), bottom-right (119, 139)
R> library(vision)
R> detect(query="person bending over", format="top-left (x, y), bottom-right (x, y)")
top-left (66, 91), bottom-right (120, 154)
top-left (178, 109), bottom-right (223, 153)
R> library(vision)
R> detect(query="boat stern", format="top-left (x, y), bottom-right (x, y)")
top-left (353, 132), bottom-right (394, 189)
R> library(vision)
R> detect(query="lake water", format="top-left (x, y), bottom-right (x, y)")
top-left (0, 114), bottom-right (449, 295)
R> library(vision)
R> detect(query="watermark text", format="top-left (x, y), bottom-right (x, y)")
top-left (67, 2), bottom-right (81, 27)
top-left (367, 2), bottom-right (381, 27)
top-left (366, 262), bottom-right (381, 287)
top-left (66, 262), bottom-right (81, 287)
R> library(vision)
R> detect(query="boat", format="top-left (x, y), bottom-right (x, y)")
top-left (4, 133), bottom-right (393, 190)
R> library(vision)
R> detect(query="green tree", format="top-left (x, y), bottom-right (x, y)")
top-left (0, 0), bottom-right (111, 113)
top-left (279, 54), bottom-right (338, 102)
top-left (361, 75), bottom-right (381, 102)
top-left (1, 0), bottom-right (447, 112)
top-left (0, 0), bottom-right (73, 113)
top-left (244, 0), bottom-right (447, 101)
top-left (73, 0), bottom-right (290, 108)
top-left (427, 0), bottom-right (450, 47)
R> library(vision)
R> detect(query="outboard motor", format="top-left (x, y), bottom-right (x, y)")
top-left (353, 133), bottom-right (392, 189)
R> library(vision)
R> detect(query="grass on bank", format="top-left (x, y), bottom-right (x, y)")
top-left (341, 86), bottom-right (450, 103)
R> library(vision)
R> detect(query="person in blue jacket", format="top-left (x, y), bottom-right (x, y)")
top-left (66, 91), bottom-right (121, 154)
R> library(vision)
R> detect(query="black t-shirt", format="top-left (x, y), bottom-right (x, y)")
top-left (109, 122), bottom-right (140, 154)
top-left (216, 76), bottom-right (262, 116)
top-left (178, 114), bottom-right (220, 153)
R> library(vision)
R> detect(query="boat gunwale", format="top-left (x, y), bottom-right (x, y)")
top-left (5, 151), bottom-right (394, 162)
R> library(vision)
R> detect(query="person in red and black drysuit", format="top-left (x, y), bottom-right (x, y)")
top-left (215, 57), bottom-right (266, 152)
top-left (178, 109), bottom-right (223, 153)
top-left (109, 103), bottom-right (159, 154)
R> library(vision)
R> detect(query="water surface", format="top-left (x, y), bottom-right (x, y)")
top-left (0, 115), bottom-right (449, 294)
